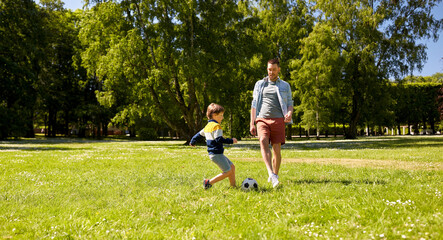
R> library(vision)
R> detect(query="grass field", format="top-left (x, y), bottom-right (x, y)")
top-left (0, 136), bottom-right (442, 239)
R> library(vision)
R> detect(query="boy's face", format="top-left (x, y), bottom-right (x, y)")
top-left (213, 112), bottom-right (224, 123)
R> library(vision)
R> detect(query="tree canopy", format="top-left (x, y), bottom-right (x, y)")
top-left (1, 0), bottom-right (442, 140)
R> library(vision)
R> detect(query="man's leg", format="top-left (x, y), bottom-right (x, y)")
top-left (268, 143), bottom-right (281, 188)
top-left (259, 136), bottom-right (274, 176)
top-left (271, 143), bottom-right (282, 175)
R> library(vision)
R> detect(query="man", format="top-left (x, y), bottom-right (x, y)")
top-left (250, 58), bottom-right (294, 188)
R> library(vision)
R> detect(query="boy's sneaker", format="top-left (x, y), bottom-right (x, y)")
top-left (270, 174), bottom-right (279, 188)
top-left (203, 179), bottom-right (212, 190)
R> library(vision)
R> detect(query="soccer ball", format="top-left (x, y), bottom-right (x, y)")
top-left (241, 178), bottom-right (258, 191)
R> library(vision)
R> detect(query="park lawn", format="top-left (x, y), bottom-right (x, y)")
top-left (0, 136), bottom-right (442, 239)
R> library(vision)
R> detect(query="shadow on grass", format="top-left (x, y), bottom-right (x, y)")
top-left (254, 179), bottom-right (387, 193)
top-left (281, 136), bottom-right (443, 150)
top-left (228, 136), bottom-right (443, 151)
top-left (0, 137), bottom-right (101, 151)
top-left (0, 146), bottom-right (90, 151)
top-left (290, 179), bottom-right (387, 185)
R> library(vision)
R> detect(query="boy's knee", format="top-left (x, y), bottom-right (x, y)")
top-left (227, 165), bottom-right (235, 175)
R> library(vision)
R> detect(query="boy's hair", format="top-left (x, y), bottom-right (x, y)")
top-left (268, 58), bottom-right (280, 67)
top-left (206, 103), bottom-right (224, 119)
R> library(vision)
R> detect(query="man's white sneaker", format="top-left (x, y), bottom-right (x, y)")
top-left (271, 174), bottom-right (279, 188)
top-left (268, 174), bottom-right (278, 182)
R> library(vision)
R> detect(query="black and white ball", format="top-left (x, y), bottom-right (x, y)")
top-left (241, 178), bottom-right (258, 191)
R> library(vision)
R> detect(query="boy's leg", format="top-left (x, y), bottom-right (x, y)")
top-left (209, 166), bottom-right (234, 185)
top-left (208, 154), bottom-right (235, 186)
top-left (228, 164), bottom-right (235, 187)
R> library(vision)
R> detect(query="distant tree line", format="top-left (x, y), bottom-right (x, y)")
top-left (1, 0), bottom-right (442, 140)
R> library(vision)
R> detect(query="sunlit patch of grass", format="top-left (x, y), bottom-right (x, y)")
top-left (0, 136), bottom-right (442, 239)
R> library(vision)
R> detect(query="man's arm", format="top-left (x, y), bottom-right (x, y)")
top-left (250, 107), bottom-right (257, 136)
top-left (284, 106), bottom-right (293, 123)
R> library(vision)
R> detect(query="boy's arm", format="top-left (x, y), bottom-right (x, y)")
top-left (213, 129), bottom-right (236, 144)
top-left (190, 130), bottom-right (204, 146)
top-left (214, 136), bottom-right (234, 144)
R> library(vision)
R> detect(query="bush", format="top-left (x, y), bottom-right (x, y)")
top-left (138, 127), bottom-right (158, 140)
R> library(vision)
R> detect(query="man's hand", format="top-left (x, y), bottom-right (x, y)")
top-left (232, 138), bottom-right (238, 144)
top-left (250, 125), bottom-right (257, 136)
top-left (284, 112), bottom-right (292, 123)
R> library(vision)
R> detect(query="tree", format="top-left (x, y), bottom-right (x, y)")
top-left (392, 82), bottom-right (441, 134)
top-left (291, 24), bottom-right (343, 138)
top-left (79, 0), bottom-right (261, 141)
top-left (35, 0), bottom-right (82, 137)
top-left (255, 0), bottom-right (313, 79)
top-left (295, 0), bottom-right (442, 139)
top-left (0, 0), bottom-right (46, 139)
top-left (252, 0), bottom-right (314, 139)
top-left (438, 85), bottom-right (443, 122)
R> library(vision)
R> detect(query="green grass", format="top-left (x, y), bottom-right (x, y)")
top-left (1, 136), bottom-right (442, 239)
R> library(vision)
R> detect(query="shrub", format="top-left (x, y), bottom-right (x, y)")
top-left (138, 127), bottom-right (158, 140)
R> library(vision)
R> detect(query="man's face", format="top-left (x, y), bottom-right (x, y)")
top-left (267, 63), bottom-right (280, 81)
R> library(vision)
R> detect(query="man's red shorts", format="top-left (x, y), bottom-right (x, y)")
top-left (256, 117), bottom-right (286, 145)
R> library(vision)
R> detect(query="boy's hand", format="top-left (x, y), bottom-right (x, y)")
top-left (232, 138), bottom-right (238, 144)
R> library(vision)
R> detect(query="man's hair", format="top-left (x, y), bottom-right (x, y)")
top-left (268, 58), bottom-right (280, 67)
top-left (206, 103), bottom-right (224, 119)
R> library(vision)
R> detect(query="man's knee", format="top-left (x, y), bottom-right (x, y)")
top-left (259, 136), bottom-right (269, 145)
top-left (272, 143), bottom-right (281, 151)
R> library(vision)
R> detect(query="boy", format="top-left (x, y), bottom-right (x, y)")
top-left (190, 103), bottom-right (238, 189)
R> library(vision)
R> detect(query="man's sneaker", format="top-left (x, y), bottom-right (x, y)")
top-left (270, 174), bottom-right (279, 188)
top-left (268, 174), bottom-right (278, 182)
top-left (203, 179), bottom-right (212, 190)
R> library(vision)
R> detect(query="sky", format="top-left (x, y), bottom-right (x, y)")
top-left (42, 0), bottom-right (443, 77)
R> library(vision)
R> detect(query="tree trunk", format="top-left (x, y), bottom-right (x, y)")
top-left (48, 109), bottom-right (56, 137)
top-left (103, 121), bottom-right (108, 136)
top-left (334, 121), bottom-right (337, 137)
top-left (430, 120), bottom-right (435, 134)
top-left (316, 111), bottom-right (320, 140)
top-left (299, 125), bottom-right (302, 138)
top-left (346, 94), bottom-right (360, 139)
top-left (286, 125), bottom-right (292, 140)
top-left (25, 112), bottom-right (35, 138)
top-left (422, 120), bottom-right (427, 135)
